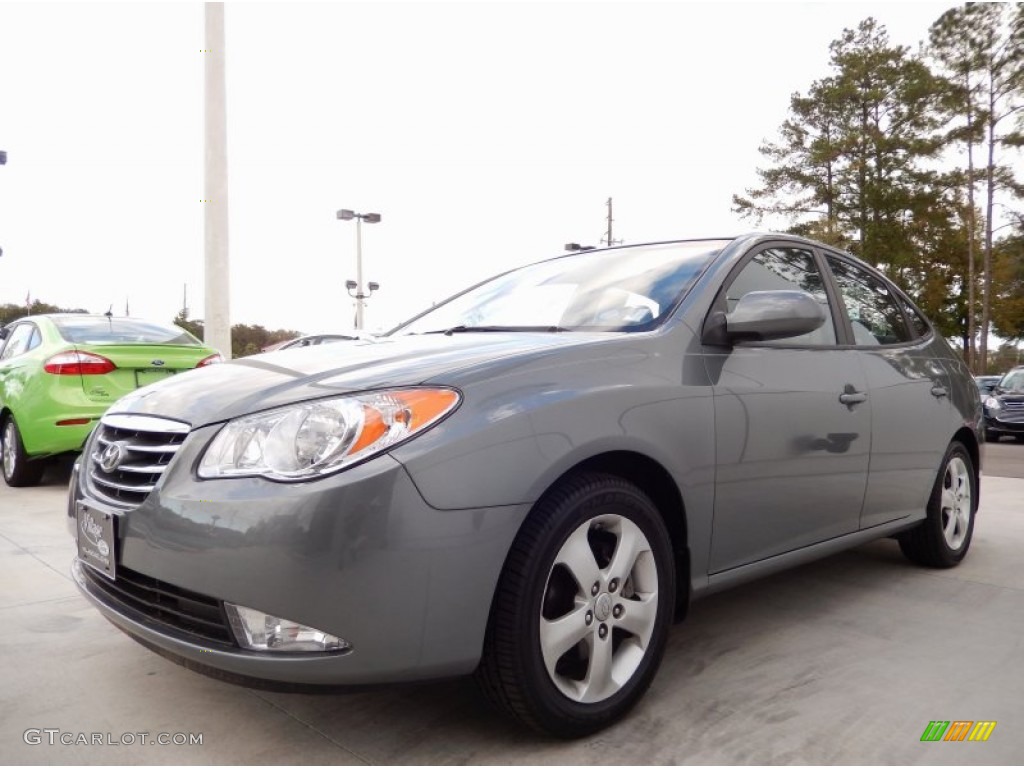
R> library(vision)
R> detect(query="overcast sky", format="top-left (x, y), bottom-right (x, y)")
top-left (0, 1), bottom-right (967, 336)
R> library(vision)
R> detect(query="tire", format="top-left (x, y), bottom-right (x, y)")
top-left (476, 472), bottom-right (675, 738)
top-left (1, 415), bottom-right (46, 488)
top-left (898, 442), bottom-right (976, 568)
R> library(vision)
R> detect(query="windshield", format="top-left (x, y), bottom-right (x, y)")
top-left (52, 316), bottom-right (202, 346)
top-left (998, 370), bottom-right (1024, 393)
top-left (392, 241), bottom-right (728, 335)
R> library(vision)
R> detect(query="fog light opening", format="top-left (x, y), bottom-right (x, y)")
top-left (224, 603), bottom-right (351, 653)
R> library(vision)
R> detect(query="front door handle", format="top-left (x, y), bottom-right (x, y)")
top-left (931, 383), bottom-right (948, 398)
top-left (839, 385), bottom-right (867, 407)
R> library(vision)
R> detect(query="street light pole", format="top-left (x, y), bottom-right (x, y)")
top-left (355, 215), bottom-right (365, 330)
top-left (336, 209), bottom-right (381, 330)
top-left (0, 150), bottom-right (6, 260)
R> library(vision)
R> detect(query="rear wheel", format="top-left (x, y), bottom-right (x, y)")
top-left (476, 472), bottom-right (675, 738)
top-left (898, 442), bottom-right (975, 568)
top-left (1, 415), bottom-right (46, 487)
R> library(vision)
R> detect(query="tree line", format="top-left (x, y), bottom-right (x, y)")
top-left (171, 309), bottom-right (300, 357)
top-left (733, 4), bottom-right (1024, 373)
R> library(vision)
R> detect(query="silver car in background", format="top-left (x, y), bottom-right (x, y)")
top-left (68, 234), bottom-right (982, 737)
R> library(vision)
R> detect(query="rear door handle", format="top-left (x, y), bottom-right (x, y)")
top-left (931, 384), bottom-right (948, 398)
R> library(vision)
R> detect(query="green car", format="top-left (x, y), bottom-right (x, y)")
top-left (0, 314), bottom-right (221, 487)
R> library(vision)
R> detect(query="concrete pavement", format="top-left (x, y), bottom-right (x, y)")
top-left (1, 450), bottom-right (1022, 764)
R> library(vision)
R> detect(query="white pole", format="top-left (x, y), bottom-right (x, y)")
top-left (204, 2), bottom-right (232, 358)
top-left (355, 216), bottom-right (365, 330)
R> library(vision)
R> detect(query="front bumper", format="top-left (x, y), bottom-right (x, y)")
top-left (984, 413), bottom-right (1024, 435)
top-left (69, 425), bottom-right (529, 686)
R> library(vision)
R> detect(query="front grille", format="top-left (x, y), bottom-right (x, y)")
top-left (994, 400), bottom-right (1024, 424)
top-left (87, 414), bottom-right (190, 509)
top-left (81, 563), bottom-right (235, 647)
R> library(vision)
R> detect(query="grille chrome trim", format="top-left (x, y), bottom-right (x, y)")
top-left (113, 463), bottom-right (173, 475)
top-left (86, 414), bottom-right (191, 509)
top-left (87, 471), bottom-right (156, 494)
top-left (102, 442), bottom-right (182, 455)
top-left (102, 413), bottom-right (190, 433)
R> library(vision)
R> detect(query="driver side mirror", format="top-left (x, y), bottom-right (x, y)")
top-left (703, 290), bottom-right (826, 346)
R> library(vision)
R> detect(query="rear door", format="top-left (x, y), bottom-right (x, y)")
top-left (705, 243), bottom-right (871, 573)
top-left (824, 254), bottom-right (956, 528)
top-left (0, 321), bottom-right (43, 408)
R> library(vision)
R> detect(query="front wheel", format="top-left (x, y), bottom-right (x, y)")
top-left (898, 442), bottom-right (976, 568)
top-left (2, 415), bottom-right (46, 487)
top-left (476, 472), bottom-right (675, 738)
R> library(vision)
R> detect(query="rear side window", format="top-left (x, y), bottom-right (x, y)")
top-left (826, 256), bottom-right (914, 346)
top-left (898, 297), bottom-right (930, 338)
top-left (52, 317), bottom-right (200, 346)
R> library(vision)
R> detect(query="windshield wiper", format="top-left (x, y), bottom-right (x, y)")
top-left (423, 325), bottom-right (570, 336)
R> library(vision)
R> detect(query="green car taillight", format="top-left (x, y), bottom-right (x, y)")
top-left (43, 351), bottom-right (116, 375)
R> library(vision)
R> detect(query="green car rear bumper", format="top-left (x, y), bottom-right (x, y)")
top-left (15, 376), bottom-right (106, 457)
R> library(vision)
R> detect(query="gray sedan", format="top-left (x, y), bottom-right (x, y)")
top-left (68, 234), bottom-right (981, 737)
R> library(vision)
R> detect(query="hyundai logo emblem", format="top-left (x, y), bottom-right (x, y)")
top-left (98, 442), bottom-right (127, 473)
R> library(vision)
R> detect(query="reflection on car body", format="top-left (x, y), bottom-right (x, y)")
top-left (67, 234), bottom-right (982, 737)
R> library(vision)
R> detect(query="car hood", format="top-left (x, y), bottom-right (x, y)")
top-left (105, 332), bottom-right (608, 427)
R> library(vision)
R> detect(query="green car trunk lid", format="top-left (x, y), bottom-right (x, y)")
top-left (74, 344), bottom-right (207, 403)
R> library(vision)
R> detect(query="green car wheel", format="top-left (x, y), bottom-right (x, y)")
top-left (2, 415), bottom-right (45, 487)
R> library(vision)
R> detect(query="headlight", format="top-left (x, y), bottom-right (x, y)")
top-left (198, 387), bottom-right (460, 481)
top-left (984, 396), bottom-right (1001, 410)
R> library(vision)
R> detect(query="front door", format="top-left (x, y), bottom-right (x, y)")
top-left (705, 245), bottom-right (871, 573)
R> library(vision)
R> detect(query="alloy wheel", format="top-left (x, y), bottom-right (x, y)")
top-left (940, 456), bottom-right (971, 551)
top-left (540, 513), bottom-right (659, 704)
top-left (2, 420), bottom-right (15, 479)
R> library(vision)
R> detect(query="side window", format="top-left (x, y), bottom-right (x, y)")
top-left (0, 323), bottom-right (35, 360)
top-left (826, 256), bottom-right (913, 346)
top-left (898, 297), bottom-right (930, 339)
top-left (725, 246), bottom-right (836, 346)
top-left (27, 326), bottom-right (42, 352)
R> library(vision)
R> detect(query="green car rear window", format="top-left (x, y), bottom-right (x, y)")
top-left (52, 317), bottom-right (201, 346)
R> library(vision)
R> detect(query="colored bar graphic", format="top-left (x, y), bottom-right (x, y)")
top-left (968, 722), bottom-right (996, 742)
top-left (920, 720), bottom-right (996, 742)
top-left (944, 721), bottom-right (973, 741)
